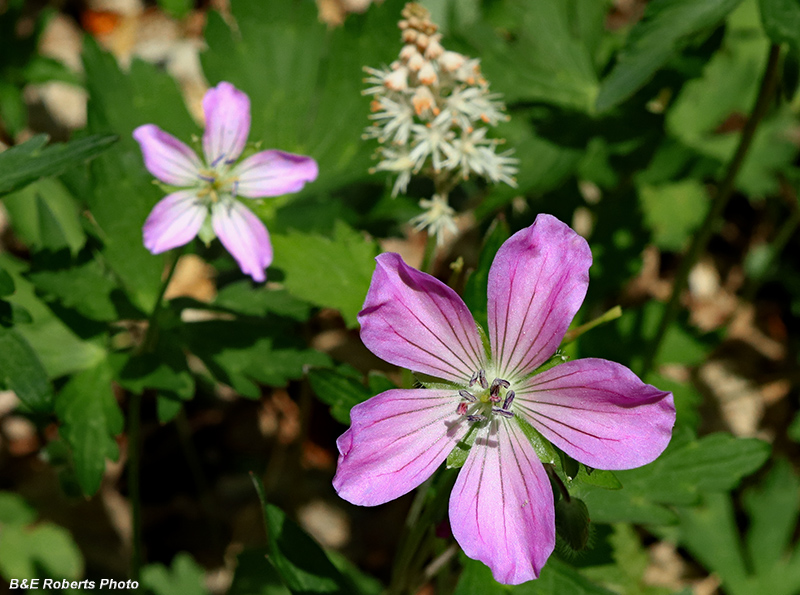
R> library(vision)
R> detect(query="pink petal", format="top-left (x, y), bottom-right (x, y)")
top-left (211, 201), bottom-right (272, 282)
top-left (202, 82), bottom-right (251, 165)
top-left (143, 190), bottom-right (207, 254)
top-left (133, 124), bottom-right (202, 186)
top-left (333, 388), bottom-right (466, 506)
top-left (515, 358), bottom-right (675, 470)
top-left (450, 420), bottom-right (555, 584)
top-left (232, 150), bottom-right (318, 198)
top-left (488, 214), bottom-right (591, 380)
top-left (358, 253), bottom-right (486, 384)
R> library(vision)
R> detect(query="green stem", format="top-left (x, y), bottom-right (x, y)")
top-left (128, 251), bottom-right (181, 580)
top-left (640, 43), bottom-right (782, 377)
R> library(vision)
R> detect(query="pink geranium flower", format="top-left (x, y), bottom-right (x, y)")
top-left (133, 82), bottom-right (318, 282)
top-left (333, 214), bottom-right (675, 584)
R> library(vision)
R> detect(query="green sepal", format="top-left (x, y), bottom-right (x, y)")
top-left (516, 416), bottom-right (558, 465)
top-left (559, 450), bottom-right (580, 481)
top-left (197, 215), bottom-right (216, 246)
top-left (530, 350), bottom-right (569, 378)
top-left (446, 424), bottom-right (479, 470)
top-left (555, 497), bottom-right (591, 551)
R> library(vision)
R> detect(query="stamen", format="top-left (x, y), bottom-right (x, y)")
top-left (458, 390), bottom-right (476, 402)
top-left (466, 414), bottom-right (487, 422)
top-left (491, 407), bottom-right (514, 418)
top-left (489, 378), bottom-right (510, 397)
top-left (231, 180), bottom-right (239, 199)
top-left (211, 154), bottom-right (226, 168)
top-left (502, 390), bottom-right (515, 410)
top-left (456, 402), bottom-right (469, 416)
top-left (198, 174), bottom-right (216, 183)
top-left (478, 369), bottom-right (488, 389)
top-left (468, 371), bottom-right (479, 387)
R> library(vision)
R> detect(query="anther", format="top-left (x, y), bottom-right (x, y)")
top-left (491, 407), bottom-right (514, 418)
top-left (478, 369), bottom-right (488, 389)
top-left (489, 378), bottom-right (510, 397)
top-left (458, 390), bottom-right (476, 402)
top-left (211, 154), bottom-right (226, 168)
top-left (502, 390), bottom-right (515, 410)
top-left (456, 402), bottom-right (469, 416)
top-left (467, 414), bottom-right (487, 422)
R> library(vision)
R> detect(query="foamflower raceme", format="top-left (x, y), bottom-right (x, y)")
top-left (333, 214), bottom-right (676, 584)
top-left (133, 81), bottom-right (318, 282)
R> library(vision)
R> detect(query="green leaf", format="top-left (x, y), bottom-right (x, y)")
top-left (452, 556), bottom-right (505, 595)
top-left (182, 319), bottom-right (331, 398)
top-left (0, 327), bottom-right (54, 413)
top-left (470, 0), bottom-right (603, 111)
top-left (577, 432), bottom-right (770, 525)
top-left (759, 0), bottom-right (800, 50)
top-left (28, 259), bottom-right (126, 321)
top-left (251, 476), bottom-right (349, 595)
top-left (0, 492), bottom-right (37, 525)
top-left (55, 360), bottom-right (124, 496)
top-left (307, 366), bottom-right (374, 425)
top-left (2, 178), bottom-right (87, 256)
top-left (743, 459), bottom-right (800, 575)
top-left (581, 523), bottom-right (672, 595)
top-left (454, 555), bottom-right (616, 594)
top-left (638, 180), bottom-right (709, 251)
top-left (0, 267), bottom-right (16, 297)
top-left (0, 81), bottom-right (27, 136)
top-left (0, 253), bottom-right (106, 378)
top-left (156, 396), bottom-right (183, 424)
top-left (596, 0), bottom-right (745, 111)
top-left (0, 133), bottom-right (117, 197)
top-left (156, 0), bottom-right (193, 19)
top-left (141, 552), bottom-right (209, 595)
top-left (665, 7), bottom-right (798, 196)
top-left (0, 523), bottom-right (83, 581)
top-left (271, 221), bottom-right (378, 328)
top-left (229, 548), bottom-right (291, 595)
top-left (214, 282), bottom-right (312, 321)
top-left (573, 466), bottom-right (622, 491)
top-left (112, 337), bottom-right (195, 401)
top-left (675, 463), bottom-right (800, 595)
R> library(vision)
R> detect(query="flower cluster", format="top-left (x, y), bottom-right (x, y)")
top-left (133, 82), bottom-right (318, 282)
top-left (334, 214), bottom-right (676, 584)
top-left (363, 3), bottom-right (517, 242)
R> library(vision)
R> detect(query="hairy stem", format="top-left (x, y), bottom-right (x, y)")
top-left (640, 43), bottom-right (782, 376)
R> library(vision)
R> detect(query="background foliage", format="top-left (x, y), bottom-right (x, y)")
top-left (1, 0), bottom-right (799, 593)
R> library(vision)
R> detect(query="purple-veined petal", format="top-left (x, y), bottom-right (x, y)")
top-left (333, 388), bottom-right (466, 506)
top-left (232, 150), bottom-right (318, 198)
top-left (142, 190), bottom-right (207, 254)
top-left (133, 124), bottom-right (202, 186)
top-left (202, 82), bottom-right (251, 166)
top-left (515, 358), bottom-right (675, 470)
top-left (450, 420), bottom-right (555, 584)
top-left (358, 253), bottom-right (486, 384)
top-left (211, 201), bottom-right (272, 282)
top-left (488, 214), bottom-right (591, 380)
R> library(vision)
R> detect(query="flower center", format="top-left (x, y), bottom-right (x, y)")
top-left (197, 165), bottom-right (240, 205)
top-left (456, 369), bottom-right (515, 423)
